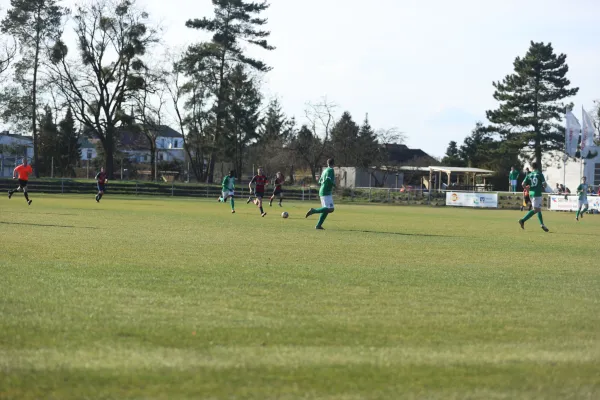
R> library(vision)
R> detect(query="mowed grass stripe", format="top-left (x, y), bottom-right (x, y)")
top-left (0, 195), bottom-right (599, 399)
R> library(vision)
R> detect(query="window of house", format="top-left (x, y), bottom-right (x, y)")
top-left (160, 138), bottom-right (165, 148)
top-left (173, 140), bottom-right (178, 148)
top-left (159, 153), bottom-right (164, 161)
top-left (87, 149), bottom-right (92, 159)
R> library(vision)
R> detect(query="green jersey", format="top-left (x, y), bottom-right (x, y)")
top-left (319, 167), bottom-right (335, 196)
top-left (577, 183), bottom-right (588, 201)
top-left (222, 176), bottom-right (235, 192)
top-left (523, 170), bottom-right (545, 197)
top-left (509, 170), bottom-right (519, 181)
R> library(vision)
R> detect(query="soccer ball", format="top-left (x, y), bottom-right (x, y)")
top-left (281, 211), bottom-right (289, 218)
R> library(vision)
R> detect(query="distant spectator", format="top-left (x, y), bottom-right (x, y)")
top-left (509, 166), bottom-right (519, 192)
top-left (556, 183), bottom-right (562, 193)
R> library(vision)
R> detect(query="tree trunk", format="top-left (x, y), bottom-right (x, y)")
top-left (150, 143), bottom-right (156, 181)
top-left (105, 128), bottom-right (115, 179)
top-left (31, 21), bottom-right (41, 178)
top-left (206, 152), bottom-right (216, 183)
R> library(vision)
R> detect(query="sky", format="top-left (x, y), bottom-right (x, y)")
top-left (6, 0), bottom-right (600, 158)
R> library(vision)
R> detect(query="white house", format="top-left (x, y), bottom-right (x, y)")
top-left (524, 146), bottom-right (600, 191)
top-left (79, 136), bottom-right (98, 161)
top-left (117, 125), bottom-right (185, 163)
top-left (0, 131), bottom-right (34, 177)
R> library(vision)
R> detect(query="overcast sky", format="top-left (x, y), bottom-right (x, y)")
top-left (9, 0), bottom-right (600, 157)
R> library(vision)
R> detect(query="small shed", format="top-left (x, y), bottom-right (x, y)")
top-left (428, 166), bottom-right (495, 191)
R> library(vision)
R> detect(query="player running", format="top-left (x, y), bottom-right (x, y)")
top-left (247, 167), bottom-right (268, 217)
top-left (8, 158), bottom-right (33, 205)
top-left (576, 176), bottom-right (589, 221)
top-left (305, 158), bottom-right (335, 230)
top-left (95, 167), bottom-right (108, 202)
top-left (219, 170), bottom-right (236, 213)
top-left (269, 172), bottom-right (285, 207)
top-left (518, 162), bottom-right (549, 232)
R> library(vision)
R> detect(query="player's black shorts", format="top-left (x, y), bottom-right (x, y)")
top-left (254, 191), bottom-right (264, 198)
top-left (98, 184), bottom-right (106, 192)
top-left (18, 179), bottom-right (28, 188)
top-left (273, 188), bottom-right (283, 196)
top-left (524, 195), bottom-right (531, 204)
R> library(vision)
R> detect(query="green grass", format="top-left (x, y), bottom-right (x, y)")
top-left (1, 194), bottom-right (599, 400)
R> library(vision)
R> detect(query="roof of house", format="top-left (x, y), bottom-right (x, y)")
top-left (78, 136), bottom-right (95, 149)
top-left (382, 143), bottom-right (436, 164)
top-left (429, 166), bottom-right (495, 175)
top-left (0, 131), bottom-right (33, 143)
top-left (115, 125), bottom-right (184, 151)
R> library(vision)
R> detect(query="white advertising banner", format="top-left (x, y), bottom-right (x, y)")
top-left (446, 192), bottom-right (498, 208)
top-left (549, 195), bottom-right (600, 211)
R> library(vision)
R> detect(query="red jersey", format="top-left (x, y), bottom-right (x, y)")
top-left (274, 177), bottom-right (284, 190)
top-left (96, 172), bottom-right (107, 185)
top-left (251, 174), bottom-right (268, 193)
top-left (523, 185), bottom-right (530, 197)
top-left (14, 164), bottom-right (33, 181)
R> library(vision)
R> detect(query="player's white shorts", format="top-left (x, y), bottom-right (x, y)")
top-left (222, 190), bottom-right (234, 199)
top-left (510, 180), bottom-right (517, 187)
top-left (320, 195), bottom-right (334, 209)
top-left (532, 196), bottom-right (543, 209)
top-left (579, 199), bottom-right (588, 209)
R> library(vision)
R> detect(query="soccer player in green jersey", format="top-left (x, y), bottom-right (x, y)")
top-left (218, 170), bottom-right (236, 213)
top-left (576, 176), bottom-right (589, 221)
top-left (305, 158), bottom-right (335, 230)
top-left (518, 162), bottom-right (549, 232)
top-left (509, 166), bottom-right (519, 193)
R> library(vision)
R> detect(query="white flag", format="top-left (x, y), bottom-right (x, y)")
top-left (581, 107), bottom-right (596, 156)
top-left (565, 110), bottom-right (580, 157)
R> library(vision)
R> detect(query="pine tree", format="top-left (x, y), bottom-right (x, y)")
top-left (330, 111), bottom-right (359, 166)
top-left (37, 105), bottom-right (58, 176)
top-left (1, 0), bottom-right (67, 177)
top-left (185, 0), bottom-right (274, 182)
top-left (486, 41), bottom-right (579, 167)
top-left (441, 141), bottom-right (465, 167)
top-left (222, 64), bottom-right (261, 176)
top-left (57, 108), bottom-right (80, 176)
top-left (259, 99), bottom-right (292, 144)
top-left (357, 114), bottom-right (379, 167)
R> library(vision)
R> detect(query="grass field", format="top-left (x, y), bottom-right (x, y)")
top-left (1, 194), bottom-right (599, 399)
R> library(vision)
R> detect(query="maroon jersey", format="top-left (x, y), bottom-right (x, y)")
top-left (274, 177), bottom-right (284, 191)
top-left (251, 174), bottom-right (268, 193)
top-left (96, 172), bottom-right (107, 185)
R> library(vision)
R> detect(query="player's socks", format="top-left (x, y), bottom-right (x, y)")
top-left (576, 209), bottom-right (580, 219)
top-left (230, 197), bottom-right (235, 210)
top-left (314, 207), bottom-right (329, 214)
top-left (98, 193), bottom-right (103, 201)
top-left (316, 212), bottom-right (328, 228)
top-left (537, 211), bottom-right (545, 226)
top-left (24, 192), bottom-right (29, 202)
top-left (259, 206), bottom-right (264, 214)
top-left (246, 197), bottom-right (252, 204)
top-left (8, 190), bottom-right (13, 199)
top-left (278, 200), bottom-right (282, 207)
top-left (521, 209), bottom-right (536, 222)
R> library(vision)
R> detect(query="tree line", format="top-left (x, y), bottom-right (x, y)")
top-left (0, 0), bottom-right (403, 181)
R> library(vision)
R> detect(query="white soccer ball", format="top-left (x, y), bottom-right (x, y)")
top-left (281, 211), bottom-right (289, 218)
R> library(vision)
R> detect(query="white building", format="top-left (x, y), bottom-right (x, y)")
top-left (0, 131), bottom-right (34, 177)
top-left (524, 146), bottom-right (600, 191)
top-left (117, 125), bottom-right (185, 163)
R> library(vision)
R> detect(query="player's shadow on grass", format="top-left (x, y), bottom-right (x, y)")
top-left (345, 229), bottom-right (456, 238)
top-left (0, 221), bottom-right (98, 229)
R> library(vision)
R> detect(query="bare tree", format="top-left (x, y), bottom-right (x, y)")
top-left (292, 99), bottom-right (336, 181)
top-left (48, 0), bottom-right (158, 179)
top-left (0, 36), bottom-right (16, 82)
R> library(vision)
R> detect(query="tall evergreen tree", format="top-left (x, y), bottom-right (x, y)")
top-left (1, 0), bottom-right (67, 177)
top-left (441, 141), bottom-right (465, 167)
top-left (56, 108), bottom-right (80, 176)
top-left (37, 105), bottom-right (58, 176)
top-left (330, 111), bottom-right (359, 166)
top-left (185, 0), bottom-right (274, 182)
top-left (259, 99), bottom-right (292, 144)
top-left (486, 41), bottom-right (579, 167)
top-left (357, 114), bottom-right (379, 167)
top-left (222, 64), bottom-right (261, 177)
top-left (292, 124), bottom-right (324, 182)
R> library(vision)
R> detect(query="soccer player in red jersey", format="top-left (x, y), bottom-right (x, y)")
top-left (520, 184), bottom-right (532, 212)
top-left (247, 167), bottom-right (268, 217)
top-left (8, 158), bottom-right (33, 205)
top-left (269, 171), bottom-right (284, 207)
top-left (95, 167), bottom-right (108, 202)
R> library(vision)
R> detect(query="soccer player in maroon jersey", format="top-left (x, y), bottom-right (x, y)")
top-left (269, 171), bottom-right (284, 207)
top-left (247, 167), bottom-right (268, 217)
top-left (95, 167), bottom-right (108, 202)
